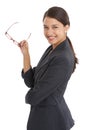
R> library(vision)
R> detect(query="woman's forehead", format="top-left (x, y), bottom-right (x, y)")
top-left (43, 17), bottom-right (63, 26)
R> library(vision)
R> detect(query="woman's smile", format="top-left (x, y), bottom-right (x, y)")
top-left (47, 35), bottom-right (57, 42)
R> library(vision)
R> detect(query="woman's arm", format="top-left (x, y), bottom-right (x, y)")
top-left (21, 67), bottom-right (35, 88)
top-left (19, 40), bottom-right (31, 73)
top-left (19, 40), bottom-right (34, 88)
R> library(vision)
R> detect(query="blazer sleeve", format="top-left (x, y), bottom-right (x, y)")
top-left (21, 67), bottom-right (35, 88)
top-left (25, 56), bottom-right (72, 106)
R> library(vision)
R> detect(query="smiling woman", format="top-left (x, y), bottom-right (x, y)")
top-left (19, 6), bottom-right (78, 130)
top-left (43, 17), bottom-right (69, 49)
top-left (1, 0), bottom-right (87, 130)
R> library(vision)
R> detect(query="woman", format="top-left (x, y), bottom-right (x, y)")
top-left (19, 6), bottom-right (78, 130)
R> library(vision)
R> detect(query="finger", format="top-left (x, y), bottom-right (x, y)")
top-left (19, 40), bottom-right (25, 47)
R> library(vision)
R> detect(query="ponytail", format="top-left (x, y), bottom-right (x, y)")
top-left (67, 37), bottom-right (78, 73)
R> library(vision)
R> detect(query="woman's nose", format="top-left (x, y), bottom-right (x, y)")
top-left (46, 28), bottom-right (53, 36)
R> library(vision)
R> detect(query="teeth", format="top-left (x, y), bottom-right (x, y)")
top-left (48, 36), bottom-right (54, 38)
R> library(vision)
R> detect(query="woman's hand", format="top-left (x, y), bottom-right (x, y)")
top-left (18, 40), bottom-right (29, 56)
top-left (19, 40), bottom-right (31, 73)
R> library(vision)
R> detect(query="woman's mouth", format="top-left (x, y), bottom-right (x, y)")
top-left (47, 36), bottom-right (56, 41)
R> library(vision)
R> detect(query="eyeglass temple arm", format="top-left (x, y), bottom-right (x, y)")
top-left (6, 22), bottom-right (19, 32)
top-left (26, 33), bottom-right (31, 41)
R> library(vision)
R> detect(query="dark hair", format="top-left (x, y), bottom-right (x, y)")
top-left (43, 6), bottom-right (78, 72)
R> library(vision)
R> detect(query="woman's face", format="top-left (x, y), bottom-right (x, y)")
top-left (43, 17), bottom-right (69, 48)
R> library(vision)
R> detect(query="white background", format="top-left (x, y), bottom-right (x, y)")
top-left (0, 0), bottom-right (87, 130)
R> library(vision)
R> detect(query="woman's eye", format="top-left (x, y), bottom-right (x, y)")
top-left (53, 26), bottom-right (58, 29)
top-left (44, 26), bottom-right (48, 29)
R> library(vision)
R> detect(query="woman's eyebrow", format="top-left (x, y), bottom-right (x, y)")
top-left (43, 24), bottom-right (59, 26)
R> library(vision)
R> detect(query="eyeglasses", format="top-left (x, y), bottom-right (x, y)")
top-left (5, 22), bottom-right (31, 46)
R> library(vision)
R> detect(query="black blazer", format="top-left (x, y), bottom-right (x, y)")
top-left (22, 39), bottom-right (75, 130)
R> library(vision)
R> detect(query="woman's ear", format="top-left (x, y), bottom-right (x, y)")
top-left (65, 25), bottom-right (70, 33)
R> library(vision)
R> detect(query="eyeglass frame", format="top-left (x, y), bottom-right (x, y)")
top-left (5, 22), bottom-right (31, 46)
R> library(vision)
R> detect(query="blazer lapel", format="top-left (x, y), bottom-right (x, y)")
top-left (35, 45), bottom-right (52, 73)
top-left (37, 46), bottom-right (52, 65)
